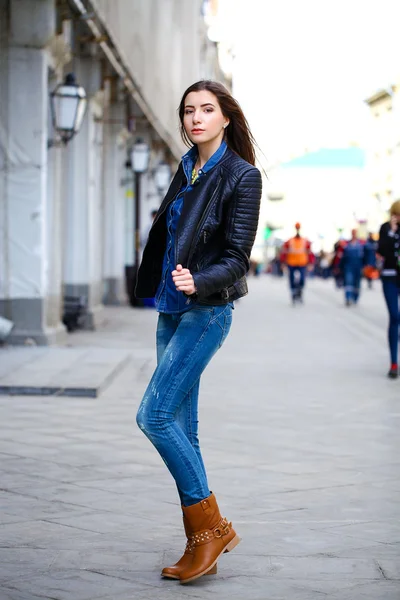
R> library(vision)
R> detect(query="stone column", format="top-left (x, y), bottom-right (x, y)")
top-left (62, 57), bottom-right (104, 329)
top-left (102, 102), bottom-right (127, 305)
top-left (45, 68), bottom-right (66, 337)
top-left (0, 0), bottom-right (66, 344)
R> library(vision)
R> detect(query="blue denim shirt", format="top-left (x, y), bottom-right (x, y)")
top-left (155, 141), bottom-right (227, 314)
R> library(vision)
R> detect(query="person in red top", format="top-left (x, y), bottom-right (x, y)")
top-left (331, 238), bottom-right (347, 289)
top-left (280, 223), bottom-right (314, 304)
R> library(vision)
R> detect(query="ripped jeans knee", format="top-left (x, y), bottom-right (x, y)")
top-left (136, 395), bottom-right (171, 441)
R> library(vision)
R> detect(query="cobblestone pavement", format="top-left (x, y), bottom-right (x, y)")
top-left (0, 277), bottom-right (399, 600)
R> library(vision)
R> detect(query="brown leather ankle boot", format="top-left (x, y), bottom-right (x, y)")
top-left (161, 516), bottom-right (217, 579)
top-left (179, 492), bottom-right (240, 584)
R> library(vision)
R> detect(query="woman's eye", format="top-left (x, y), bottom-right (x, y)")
top-left (184, 110), bottom-right (193, 115)
top-left (205, 108), bottom-right (213, 113)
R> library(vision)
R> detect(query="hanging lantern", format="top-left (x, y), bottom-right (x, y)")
top-left (50, 73), bottom-right (87, 144)
top-left (130, 138), bottom-right (150, 174)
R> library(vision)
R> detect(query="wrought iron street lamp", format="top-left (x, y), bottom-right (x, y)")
top-left (154, 161), bottom-right (172, 197)
top-left (130, 138), bottom-right (150, 268)
top-left (131, 139), bottom-right (151, 175)
top-left (127, 138), bottom-right (150, 306)
top-left (50, 73), bottom-right (87, 145)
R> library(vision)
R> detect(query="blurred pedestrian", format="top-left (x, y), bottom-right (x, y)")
top-left (331, 238), bottom-right (347, 289)
top-left (280, 222), bottom-right (314, 304)
top-left (317, 250), bottom-right (331, 279)
top-left (363, 232), bottom-right (378, 289)
top-left (340, 229), bottom-right (365, 306)
top-left (135, 80), bottom-right (262, 582)
top-left (377, 200), bottom-right (400, 379)
top-left (270, 248), bottom-right (283, 276)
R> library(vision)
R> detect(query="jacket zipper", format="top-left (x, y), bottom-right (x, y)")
top-left (174, 159), bottom-right (198, 267)
top-left (186, 175), bottom-right (223, 267)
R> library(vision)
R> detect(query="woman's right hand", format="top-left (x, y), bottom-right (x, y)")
top-left (390, 215), bottom-right (398, 232)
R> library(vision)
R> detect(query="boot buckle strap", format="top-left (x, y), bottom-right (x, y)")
top-left (213, 518), bottom-right (230, 539)
top-left (192, 519), bottom-right (231, 545)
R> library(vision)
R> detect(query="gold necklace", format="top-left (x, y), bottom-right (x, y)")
top-left (191, 167), bottom-right (198, 185)
top-left (191, 158), bottom-right (202, 185)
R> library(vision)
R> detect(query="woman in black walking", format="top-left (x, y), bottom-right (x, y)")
top-left (377, 200), bottom-right (400, 379)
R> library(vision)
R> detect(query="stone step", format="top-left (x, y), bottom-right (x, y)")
top-left (0, 347), bottom-right (131, 397)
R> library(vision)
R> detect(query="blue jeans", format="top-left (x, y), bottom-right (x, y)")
top-left (136, 304), bottom-right (233, 506)
top-left (344, 266), bottom-right (362, 303)
top-left (382, 280), bottom-right (400, 364)
top-left (288, 266), bottom-right (306, 295)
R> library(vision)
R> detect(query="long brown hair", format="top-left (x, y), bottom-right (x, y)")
top-left (178, 80), bottom-right (257, 166)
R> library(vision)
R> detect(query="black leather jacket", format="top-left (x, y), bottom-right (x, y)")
top-left (378, 221), bottom-right (400, 280)
top-left (135, 147), bottom-right (262, 305)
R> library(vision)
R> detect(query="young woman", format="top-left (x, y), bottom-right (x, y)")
top-left (135, 80), bottom-right (262, 583)
top-left (377, 200), bottom-right (400, 379)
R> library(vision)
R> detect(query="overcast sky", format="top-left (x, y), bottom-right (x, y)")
top-left (218, 0), bottom-right (400, 163)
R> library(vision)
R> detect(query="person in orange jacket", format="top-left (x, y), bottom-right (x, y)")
top-left (280, 223), bottom-right (314, 303)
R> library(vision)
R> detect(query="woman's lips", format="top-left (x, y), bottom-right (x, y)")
top-left (191, 129), bottom-right (205, 134)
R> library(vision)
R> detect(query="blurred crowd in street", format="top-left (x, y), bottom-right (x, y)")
top-left (254, 225), bottom-right (380, 302)
top-left (250, 202), bottom-right (400, 379)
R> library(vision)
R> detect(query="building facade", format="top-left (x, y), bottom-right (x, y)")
top-left (0, 0), bottom-right (227, 344)
top-left (365, 84), bottom-right (400, 229)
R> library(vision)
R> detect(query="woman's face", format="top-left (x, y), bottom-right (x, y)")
top-left (183, 90), bottom-right (229, 146)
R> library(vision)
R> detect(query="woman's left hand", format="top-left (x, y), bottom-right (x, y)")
top-left (172, 264), bottom-right (197, 295)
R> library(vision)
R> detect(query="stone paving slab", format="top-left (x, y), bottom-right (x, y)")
top-left (0, 278), bottom-right (399, 599)
top-left (0, 347), bottom-right (131, 397)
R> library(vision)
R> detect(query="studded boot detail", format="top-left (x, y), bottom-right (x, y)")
top-left (161, 516), bottom-right (217, 579)
top-left (179, 492), bottom-right (240, 584)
